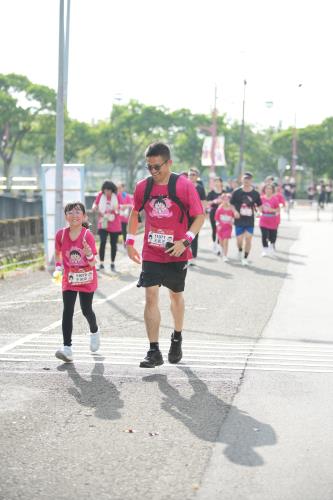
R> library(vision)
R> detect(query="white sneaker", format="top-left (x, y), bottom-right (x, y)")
top-left (55, 346), bottom-right (73, 362)
top-left (213, 242), bottom-right (220, 255)
top-left (222, 256), bottom-right (229, 263)
top-left (261, 249), bottom-right (268, 257)
top-left (189, 258), bottom-right (196, 266)
top-left (90, 330), bottom-right (100, 352)
top-left (237, 251), bottom-right (243, 261)
top-left (242, 258), bottom-right (249, 266)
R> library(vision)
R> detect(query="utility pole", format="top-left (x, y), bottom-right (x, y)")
top-left (55, 0), bottom-right (71, 233)
top-left (238, 79), bottom-right (247, 178)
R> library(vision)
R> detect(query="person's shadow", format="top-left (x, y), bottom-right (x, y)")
top-left (143, 368), bottom-right (276, 466)
top-left (57, 356), bottom-right (124, 420)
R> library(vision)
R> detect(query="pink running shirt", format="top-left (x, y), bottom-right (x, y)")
top-left (133, 175), bottom-right (204, 263)
top-left (94, 191), bottom-right (122, 233)
top-left (118, 192), bottom-right (133, 223)
top-left (215, 206), bottom-right (234, 240)
top-left (55, 227), bottom-right (98, 293)
top-left (260, 195), bottom-right (280, 230)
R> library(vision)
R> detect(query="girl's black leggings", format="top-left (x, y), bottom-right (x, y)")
top-left (260, 227), bottom-right (277, 247)
top-left (62, 290), bottom-right (98, 346)
top-left (209, 211), bottom-right (217, 242)
top-left (98, 229), bottom-right (119, 262)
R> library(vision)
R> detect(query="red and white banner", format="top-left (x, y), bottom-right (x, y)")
top-left (201, 136), bottom-right (226, 167)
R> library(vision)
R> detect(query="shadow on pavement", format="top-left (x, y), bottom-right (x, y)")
top-left (226, 261), bottom-right (291, 279)
top-left (190, 264), bottom-right (233, 279)
top-left (57, 356), bottom-right (124, 420)
top-left (143, 367), bottom-right (276, 466)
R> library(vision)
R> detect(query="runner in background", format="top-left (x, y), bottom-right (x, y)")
top-left (207, 177), bottom-right (225, 255)
top-left (214, 193), bottom-right (234, 262)
top-left (230, 172), bottom-right (262, 266)
top-left (117, 182), bottom-right (133, 245)
top-left (54, 201), bottom-right (100, 363)
top-left (92, 181), bottom-right (121, 272)
top-left (188, 167), bottom-right (206, 266)
top-left (259, 184), bottom-right (280, 256)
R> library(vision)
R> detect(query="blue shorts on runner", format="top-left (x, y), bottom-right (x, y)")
top-left (235, 226), bottom-right (254, 236)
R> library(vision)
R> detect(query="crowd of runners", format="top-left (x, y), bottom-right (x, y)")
top-left (53, 141), bottom-right (288, 366)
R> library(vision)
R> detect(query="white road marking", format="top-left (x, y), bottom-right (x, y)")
top-left (0, 334), bottom-right (42, 354)
top-left (41, 280), bottom-right (138, 332)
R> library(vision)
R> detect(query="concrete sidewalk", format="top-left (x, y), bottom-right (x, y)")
top-left (197, 213), bottom-right (333, 500)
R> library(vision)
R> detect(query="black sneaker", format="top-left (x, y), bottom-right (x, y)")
top-left (110, 263), bottom-right (116, 272)
top-left (168, 335), bottom-right (182, 364)
top-left (97, 263), bottom-right (104, 271)
top-left (140, 349), bottom-right (164, 368)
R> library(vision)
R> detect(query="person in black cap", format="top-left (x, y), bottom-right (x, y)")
top-left (230, 172), bottom-right (262, 265)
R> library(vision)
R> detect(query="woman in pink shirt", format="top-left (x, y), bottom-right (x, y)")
top-left (117, 182), bottom-right (133, 244)
top-left (54, 201), bottom-right (100, 362)
top-left (260, 184), bottom-right (280, 256)
top-left (92, 181), bottom-right (122, 272)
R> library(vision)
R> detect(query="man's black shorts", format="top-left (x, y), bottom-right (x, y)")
top-left (137, 261), bottom-right (188, 293)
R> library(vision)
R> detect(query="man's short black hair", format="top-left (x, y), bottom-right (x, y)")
top-left (145, 142), bottom-right (171, 160)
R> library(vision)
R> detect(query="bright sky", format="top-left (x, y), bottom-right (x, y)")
top-left (1, 0), bottom-right (332, 130)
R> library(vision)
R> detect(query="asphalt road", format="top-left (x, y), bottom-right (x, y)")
top-left (0, 206), bottom-right (332, 500)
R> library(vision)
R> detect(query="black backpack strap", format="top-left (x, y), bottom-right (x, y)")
top-left (168, 173), bottom-right (187, 223)
top-left (139, 176), bottom-right (154, 212)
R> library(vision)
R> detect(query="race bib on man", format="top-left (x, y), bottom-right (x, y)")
top-left (68, 266), bottom-right (94, 285)
top-left (147, 227), bottom-right (174, 247)
top-left (240, 205), bottom-right (253, 217)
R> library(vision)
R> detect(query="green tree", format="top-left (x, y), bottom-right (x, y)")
top-left (0, 73), bottom-right (56, 183)
top-left (94, 100), bottom-right (171, 190)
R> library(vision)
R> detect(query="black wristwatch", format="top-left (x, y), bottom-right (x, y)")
top-left (182, 239), bottom-right (191, 248)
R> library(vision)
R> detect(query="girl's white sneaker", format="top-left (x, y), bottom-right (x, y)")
top-left (90, 330), bottom-right (100, 352)
top-left (222, 256), bottom-right (229, 262)
top-left (55, 346), bottom-right (73, 362)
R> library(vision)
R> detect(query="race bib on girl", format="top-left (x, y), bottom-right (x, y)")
top-left (220, 214), bottom-right (233, 223)
top-left (68, 266), bottom-right (94, 285)
top-left (147, 227), bottom-right (174, 247)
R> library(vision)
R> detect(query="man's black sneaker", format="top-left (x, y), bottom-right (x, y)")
top-left (139, 349), bottom-right (164, 368)
top-left (168, 335), bottom-right (183, 364)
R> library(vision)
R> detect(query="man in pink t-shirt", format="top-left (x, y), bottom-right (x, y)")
top-left (126, 142), bottom-right (205, 368)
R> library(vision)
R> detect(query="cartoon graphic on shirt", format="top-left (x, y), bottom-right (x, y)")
top-left (149, 196), bottom-right (173, 218)
top-left (68, 248), bottom-right (86, 266)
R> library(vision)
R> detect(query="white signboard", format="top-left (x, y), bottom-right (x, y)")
top-left (201, 136), bottom-right (226, 167)
top-left (41, 164), bottom-right (85, 266)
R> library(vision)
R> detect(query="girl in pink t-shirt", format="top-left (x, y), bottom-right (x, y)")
top-left (54, 201), bottom-right (100, 362)
top-left (92, 181), bottom-right (122, 272)
top-left (214, 194), bottom-right (234, 262)
top-left (260, 184), bottom-right (280, 256)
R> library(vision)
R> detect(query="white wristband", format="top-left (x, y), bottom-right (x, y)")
top-left (185, 231), bottom-right (195, 240)
top-left (126, 234), bottom-right (136, 242)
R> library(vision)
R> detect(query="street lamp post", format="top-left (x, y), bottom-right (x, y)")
top-left (239, 79), bottom-right (247, 178)
top-left (55, 0), bottom-right (65, 234)
top-left (55, 0), bottom-right (71, 234)
top-left (291, 83), bottom-right (302, 179)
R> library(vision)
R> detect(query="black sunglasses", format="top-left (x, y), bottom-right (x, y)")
top-left (145, 159), bottom-right (168, 172)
